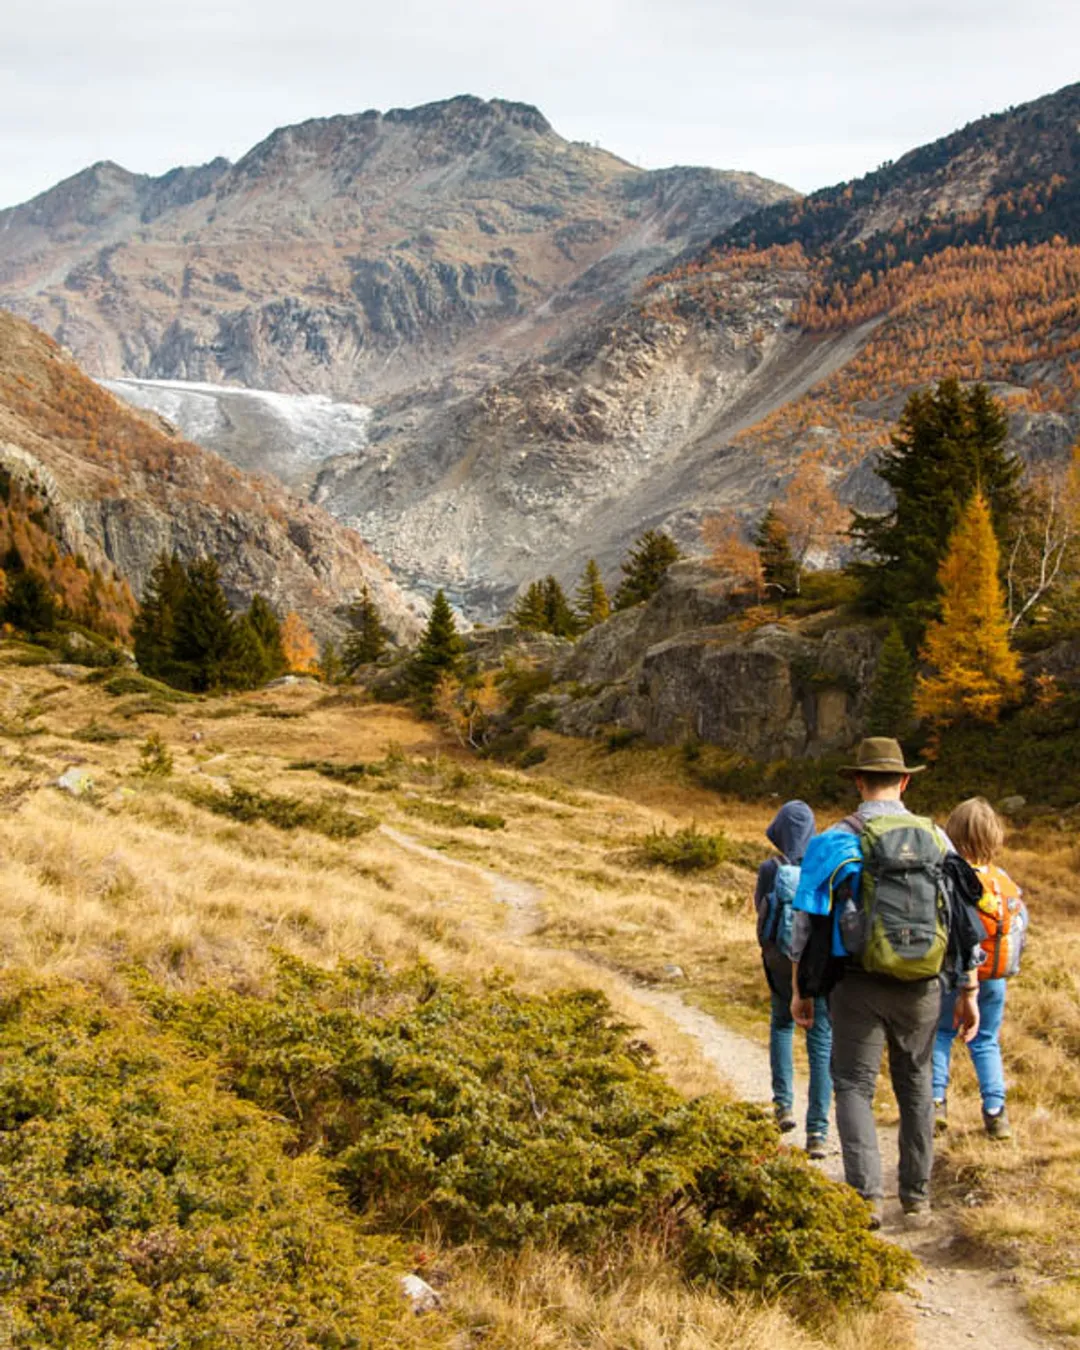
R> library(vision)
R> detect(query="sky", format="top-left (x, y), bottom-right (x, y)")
top-left (3, 0), bottom-right (1079, 209)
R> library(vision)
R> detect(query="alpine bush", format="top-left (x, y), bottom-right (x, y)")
top-left (0, 981), bottom-right (445, 1349)
top-left (148, 956), bottom-right (913, 1309)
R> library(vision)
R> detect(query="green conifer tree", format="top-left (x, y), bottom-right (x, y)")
top-left (753, 508), bottom-right (798, 599)
top-left (227, 615), bottom-right (271, 690)
top-left (2, 570), bottom-right (56, 633)
top-left (245, 594), bottom-right (287, 679)
top-left (613, 530), bottom-right (682, 610)
top-left (866, 625), bottom-right (917, 739)
top-left (409, 589), bottom-right (464, 712)
top-left (172, 558), bottom-right (235, 692)
top-left (133, 553), bottom-right (188, 679)
top-left (320, 640), bottom-right (343, 685)
top-left (574, 559), bottom-right (610, 629)
top-left (851, 378), bottom-right (1022, 639)
top-left (541, 576), bottom-right (579, 638)
top-left (342, 585), bottom-right (389, 672)
top-left (510, 581), bottom-right (549, 633)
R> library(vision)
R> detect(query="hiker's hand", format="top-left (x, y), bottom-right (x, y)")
top-left (954, 987), bottom-right (980, 1043)
top-left (791, 995), bottom-right (815, 1029)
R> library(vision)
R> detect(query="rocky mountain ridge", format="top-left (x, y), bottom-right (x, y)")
top-left (321, 81), bottom-right (1080, 611)
top-left (0, 96), bottom-right (790, 398)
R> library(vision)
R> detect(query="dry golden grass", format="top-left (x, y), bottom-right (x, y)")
top-left (449, 1244), bottom-right (914, 1350)
top-left (10, 649), bottom-right (1079, 1342)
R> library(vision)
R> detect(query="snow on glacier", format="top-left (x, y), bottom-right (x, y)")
top-left (103, 378), bottom-right (372, 467)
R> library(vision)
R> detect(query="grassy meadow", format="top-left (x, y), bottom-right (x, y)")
top-left (1, 642), bottom-right (1077, 1343)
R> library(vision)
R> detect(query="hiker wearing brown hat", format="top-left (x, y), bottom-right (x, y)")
top-left (789, 737), bottom-right (982, 1230)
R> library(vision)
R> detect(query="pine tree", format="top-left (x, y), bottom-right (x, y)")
top-left (133, 553), bottom-right (188, 679)
top-left (866, 625), bottom-right (916, 738)
top-left (613, 530), bottom-right (682, 610)
top-left (2, 570), bottom-right (56, 633)
top-left (228, 614), bottom-right (272, 690)
top-left (753, 508), bottom-right (798, 598)
top-left (574, 559), bottom-right (610, 629)
top-left (246, 594), bottom-right (287, 679)
top-left (915, 492), bottom-right (1023, 725)
top-left (172, 558), bottom-right (235, 692)
top-left (342, 585), bottom-right (388, 672)
top-left (852, 379), bottom-right (1022, 639)
top-left (541, 577), bottom-right (578, 637)
top-left (409, 589), bottom-right (464, 712)
top-left (320, 640), bottom-right (343, 685)
top-left (510, 581), bottom-right (549, 633)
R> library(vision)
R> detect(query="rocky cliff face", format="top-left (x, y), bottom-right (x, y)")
top-left (551, 563), bottom-right (881, 758)
top-left (0, 310), bottom-right (423, 642)
top-left (0, 97), bottom-right (790, 399)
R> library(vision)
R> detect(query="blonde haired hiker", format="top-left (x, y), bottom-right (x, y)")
top-left (933, 797), bottom-right (1028, 1141)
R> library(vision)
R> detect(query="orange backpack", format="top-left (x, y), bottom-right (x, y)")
top-left (974, 864), bottom-right (1029, 980)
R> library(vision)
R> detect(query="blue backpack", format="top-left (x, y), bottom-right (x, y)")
top-left (760, 862), bottom-right (801, 958)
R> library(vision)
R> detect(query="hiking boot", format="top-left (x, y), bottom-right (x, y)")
top-left (933, 1098), bottom-right (948, 1135)
top-left (983, 1106), bottom-right (1013, 1141)
top-left (901, 1200), bottom-right (933, 1230)
top-left (866, 1199), bottom-right (885, 1231)
top-left (805, 1133), bottom-right (828, 1160)
top-left (774, 1105), bottom-right (797, 1133)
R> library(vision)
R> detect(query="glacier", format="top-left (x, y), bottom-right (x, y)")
top-left (103, 378), bottom-right (373, 488)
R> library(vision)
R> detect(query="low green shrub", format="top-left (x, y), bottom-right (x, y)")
top-left (606, 727), bottom-right (644, 752)
top-left (518, 745), bottom-right (549, 768)
top-left (101, 672), bottom-right (195, 702)
top-left (72, 720), bottom-right (125, 744)
top-left (693, 752), bottom-right (852, 807)
top-left (188, 784), bottom-right (377, 840)
top-left (1, 641), bottom-right (54, 667)
top-left (634, 824), bottom-right (729, 871)
top-left (0, 981), bottom-right (443, 1349)
top-left (402, 798), bottom-right (506, 830)
top-left (288, 758), bottom-right (385, 785)
top-left (147, 956), bottom-right (912, 1309)
top-left (138, 732), bottom-right (174, 778)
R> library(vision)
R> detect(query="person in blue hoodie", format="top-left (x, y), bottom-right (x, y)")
top-left (754, 800), bottom-right (832, 1158)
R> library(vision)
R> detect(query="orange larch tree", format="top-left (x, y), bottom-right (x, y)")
top-left (916, 491), bottom-right (1023, 724)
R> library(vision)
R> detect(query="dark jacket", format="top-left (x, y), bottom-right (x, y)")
top-left (754, 800), bottom-right (816, 949)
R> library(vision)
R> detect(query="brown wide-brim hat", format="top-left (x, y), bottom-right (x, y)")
top-left (839, 736), bottom-right (926, 777)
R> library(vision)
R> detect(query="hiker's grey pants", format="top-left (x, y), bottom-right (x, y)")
top-left (829, 970), bottom-right (941, 1206)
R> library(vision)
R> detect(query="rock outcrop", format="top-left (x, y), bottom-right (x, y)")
top-left (553, 564), bottom-right (881, 758)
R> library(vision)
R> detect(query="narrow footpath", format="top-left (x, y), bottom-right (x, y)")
top-left (382, 825), bottom-right (1052, 1350)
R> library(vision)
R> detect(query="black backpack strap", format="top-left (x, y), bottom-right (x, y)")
top-left (843, 813), bottom-right (865, 835)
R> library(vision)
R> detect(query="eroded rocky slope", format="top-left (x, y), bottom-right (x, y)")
top-left (0, 310), bottom-right (423, 640)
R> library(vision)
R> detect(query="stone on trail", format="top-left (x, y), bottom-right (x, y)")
top-left (400, 1273), bottom-right (442, 1314)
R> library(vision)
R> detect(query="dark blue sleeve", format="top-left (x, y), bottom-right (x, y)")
top-left (755, 858), bottom-right (779, 908)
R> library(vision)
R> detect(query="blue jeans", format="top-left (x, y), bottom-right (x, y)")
top-left (933, 978), bottom-right (1007, 1114)
top-left (765, 951), bottom-right (833, 1138)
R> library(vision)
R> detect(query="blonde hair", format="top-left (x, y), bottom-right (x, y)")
top-left (946, 796), bottom-right (1005, 865)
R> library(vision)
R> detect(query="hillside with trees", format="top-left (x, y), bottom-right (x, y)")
top-left (0, 308), bottom-right (423, 644)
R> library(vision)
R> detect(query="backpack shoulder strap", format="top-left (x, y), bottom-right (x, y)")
top-left (843, 813), bottom-right (865, 835)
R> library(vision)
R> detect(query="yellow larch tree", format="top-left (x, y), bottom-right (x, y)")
top-left (280, 611), bottom-right (319, 675)
top-left (915, 491), bottom-right (1023, 724)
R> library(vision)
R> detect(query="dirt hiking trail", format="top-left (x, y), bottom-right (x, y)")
top-left (382, 825), bottom-right (1053, 1350)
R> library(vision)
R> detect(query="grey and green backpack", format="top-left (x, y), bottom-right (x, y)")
top-left (841, 814), bottom-right (949, 980)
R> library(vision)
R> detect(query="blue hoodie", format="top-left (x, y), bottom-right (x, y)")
top-left (754, 800), bottom-right (816, 946)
